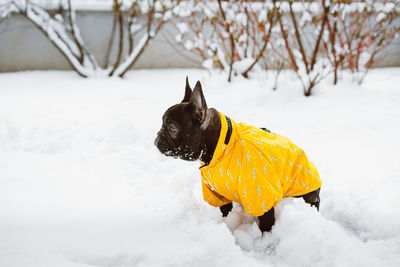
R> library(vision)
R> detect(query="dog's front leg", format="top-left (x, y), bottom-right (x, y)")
top-left (258, 207), bottom-right (275, 232)
top-left (220, 202), bottom-right (233, 217)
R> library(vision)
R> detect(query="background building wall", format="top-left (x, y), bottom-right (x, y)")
top-left (0, 11), bottom-right (399, 72)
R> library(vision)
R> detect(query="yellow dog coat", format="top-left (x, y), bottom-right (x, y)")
top-left (200, 113), bottom-right (322, 216)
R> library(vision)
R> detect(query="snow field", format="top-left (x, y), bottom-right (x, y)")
top-left (0, 69), bottom-right (400, 266)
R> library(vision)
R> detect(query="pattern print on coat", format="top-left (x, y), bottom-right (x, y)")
top-left (268, 141), bottom-right (276, 147)
top-left (200, 113), bottom-right (322, 216)
top-left (302, 181), bottom-right (309, 190)
top-left (295, 163), bottom-right (303, 169)
top-left (213, 183), bottom-right (219, 191)
top-left (252, 167), bottom-right (256, 180)
top-left (227, 169), bottom-right (233, 180)
top-left (268, 181), bottom-right (274, 191)
top-left (237, 158), bottom-right (241, 168)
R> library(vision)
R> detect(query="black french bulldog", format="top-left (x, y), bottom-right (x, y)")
top-left (155, 77), bottom-right (320, 232)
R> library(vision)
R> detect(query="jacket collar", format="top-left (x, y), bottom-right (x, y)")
top-left (200, 112), bottom-right (236, 169)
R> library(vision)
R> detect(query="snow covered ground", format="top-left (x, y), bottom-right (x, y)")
top-left (0, 68), bottom-right (399, 267)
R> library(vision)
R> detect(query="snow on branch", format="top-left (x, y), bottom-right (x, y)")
top-left (2, 0), bottom-right (399, 86)
top-left (167, 0), bottom-right (279, 82)
top-left (5, 0), bottom-right (177, 77)
top-left (167, 0), bottom-right (400, 94)
top-left (328, 0), bottom-right (400, 84)
top-left (8, 0), bottom-right (98, 77)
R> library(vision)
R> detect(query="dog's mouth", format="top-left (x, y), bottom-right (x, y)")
top-left (154, 134), bottom-right (198, 161)
top-left (159, 145), bottom-right (198, 161)
top-left (155, 129), bottom-right (175, 151)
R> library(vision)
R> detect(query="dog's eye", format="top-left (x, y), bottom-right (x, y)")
top-left (169, 123), bottom-right (178, 133)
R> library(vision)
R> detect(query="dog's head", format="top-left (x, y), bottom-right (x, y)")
top-left (154, 77), bottom-right (209, 161)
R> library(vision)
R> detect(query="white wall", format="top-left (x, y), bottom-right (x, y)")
top-left (0, 11), bottom-right (399, 72)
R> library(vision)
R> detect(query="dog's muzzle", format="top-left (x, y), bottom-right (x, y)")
top-left (155, 127), bottom-right (177, 155)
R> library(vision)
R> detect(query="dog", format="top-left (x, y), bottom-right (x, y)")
top-left (155, 77), bottom-right (321, 232)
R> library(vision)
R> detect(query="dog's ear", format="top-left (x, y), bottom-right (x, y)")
top-left (189, 80), bottom-right (207, 124)
top-left (181, 76), bottom-right (192, 103)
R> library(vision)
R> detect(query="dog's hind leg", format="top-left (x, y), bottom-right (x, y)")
top-left (300, 188), bottom-right (321, 211)
top-left (258, 207), bottom-right (275, 232)
top-left (220, 202), bottom-right (233, 217)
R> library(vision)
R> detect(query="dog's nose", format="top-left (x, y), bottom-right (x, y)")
top-left (154, 132), bottom-right (160, 147)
